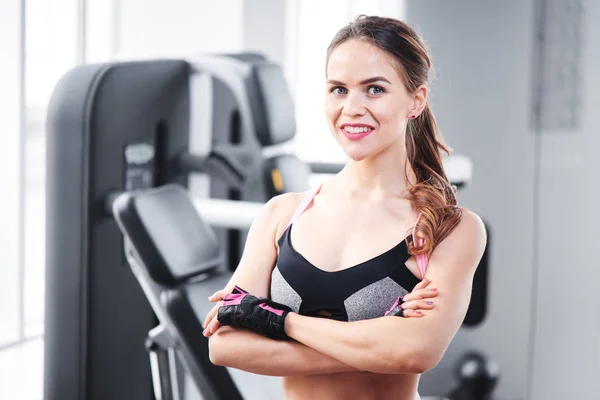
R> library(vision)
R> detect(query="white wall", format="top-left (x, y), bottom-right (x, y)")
top-left (114, 0), bottom-right (246, 59)
top-left (242, 0), bottom-right (287, 65)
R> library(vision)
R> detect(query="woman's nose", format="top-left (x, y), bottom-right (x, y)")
top-left (342, 92), bottom-right (367, 116)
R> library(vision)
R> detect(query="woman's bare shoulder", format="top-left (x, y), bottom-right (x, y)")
top-left (262, 190), bottom-right (314, 238)
top-left (457, 209), bottom-right (486, 240)
top-left (435, 208), bottom-right (487, 266)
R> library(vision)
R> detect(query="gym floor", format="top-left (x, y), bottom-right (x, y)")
top-left (0, 339), bottom-right (43, 400)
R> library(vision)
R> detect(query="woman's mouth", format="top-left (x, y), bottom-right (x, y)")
top-left (339, 123), bottom-right (375, 140)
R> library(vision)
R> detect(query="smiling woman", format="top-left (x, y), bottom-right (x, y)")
top-left (206, 15), bottom-right (486, 400)
top-left (325, 42), bottom-right (416, 161)
top-left (323, 16), bottom-right (462, 251)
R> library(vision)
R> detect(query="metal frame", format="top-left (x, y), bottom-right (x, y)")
top-left (146, 325), bottom-right (181, 400)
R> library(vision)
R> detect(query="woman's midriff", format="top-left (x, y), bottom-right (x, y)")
top-left (282, 371), bottom-right (421, 400)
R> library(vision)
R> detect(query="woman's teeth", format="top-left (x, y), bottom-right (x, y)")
top-left (343, 126), bottom-right (372, 134)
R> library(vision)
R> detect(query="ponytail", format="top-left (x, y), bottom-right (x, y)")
top-left (405, 104), bottom-right (463, 257)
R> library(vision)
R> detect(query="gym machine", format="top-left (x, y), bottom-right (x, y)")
top-left (44, 58), bottom-right (252, 400)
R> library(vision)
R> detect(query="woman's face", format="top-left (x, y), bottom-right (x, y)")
top-left (325, 39), bottom-right (416, 161)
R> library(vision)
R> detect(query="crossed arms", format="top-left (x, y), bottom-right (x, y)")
top-left (206, 193), bottom-right (487, 376)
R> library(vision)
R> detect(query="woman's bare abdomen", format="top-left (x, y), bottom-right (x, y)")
top-left (282, 371), bottom-right (420, 400)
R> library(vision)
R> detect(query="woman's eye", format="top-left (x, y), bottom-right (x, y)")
top-left (368, 85), bottom-right (385, 95)
top-left (331, 86), bottom-right (347, 95)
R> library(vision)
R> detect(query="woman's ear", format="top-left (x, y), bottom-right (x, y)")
top-left (409, 85), bottom-right (428, 118)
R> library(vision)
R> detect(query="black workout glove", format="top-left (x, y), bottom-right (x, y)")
top-left (384, 296), bottom-right (406, 317)
top-left (217, 286), bottom-right (293, 340)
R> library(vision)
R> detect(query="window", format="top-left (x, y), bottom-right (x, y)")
top-left (23, 0), bottom-right (80, 338)
top-left (285, 0), bottom-right (406, 163)
top-left (0, 0), bottom-right (25, 348)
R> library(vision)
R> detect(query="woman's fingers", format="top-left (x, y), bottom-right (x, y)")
top-left (402, 309), bottom-right (425, 318)
top-left (202, 303), bottom-right (220, 329)
top-left (208, 289), bottom-right (226, 302)
top-left (203, 288), bottom-right (228, 328)
top-left (203, 315), bottom-right (221, 337)
top-left (203, 301), bottom-right (223, 336)
top-left (402, 287), bottom-right (438, 302)
top-left (402, 299), bottom-right (435, 311)
top-left (412, 278), bottom-right (431, 291)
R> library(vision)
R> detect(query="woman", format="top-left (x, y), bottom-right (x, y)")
top-left (202, 15), bottom-right (486, 400)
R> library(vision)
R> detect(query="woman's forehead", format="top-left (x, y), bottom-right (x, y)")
top-left (326, 39), bottom-right (401, 82)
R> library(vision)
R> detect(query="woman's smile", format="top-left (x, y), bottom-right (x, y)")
top-left (340, 123), bottom-right (376, 140)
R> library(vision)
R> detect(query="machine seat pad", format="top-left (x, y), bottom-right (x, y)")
top-left (114, 184), bottom-right (222, 286)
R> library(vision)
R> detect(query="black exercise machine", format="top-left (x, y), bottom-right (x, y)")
top-left (43, 56), bottom-right (258, 400)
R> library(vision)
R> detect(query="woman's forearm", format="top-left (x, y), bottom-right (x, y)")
top-left (284, 313), bottom-right (428, 374)
top-left (208, 326), bottom-right (360, 376)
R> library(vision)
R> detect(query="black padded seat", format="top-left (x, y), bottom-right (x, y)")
top-left (113, 184), bottom-right (242, 400)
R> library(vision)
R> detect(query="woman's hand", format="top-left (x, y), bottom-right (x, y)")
top-left (216, 286), bottom-right (293, 340)
top-left (204, 286), bottom-right (293, 340)
top-left (202, 289), bottom-right (227, 337)
top-left (385, 278), bottom-right (438, 318)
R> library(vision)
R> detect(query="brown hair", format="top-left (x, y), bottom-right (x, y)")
top-left (326, 15), bottom-right (463, 257)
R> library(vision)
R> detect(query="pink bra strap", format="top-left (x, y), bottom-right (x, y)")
top-left (285, 183), bottom-right (323, 230)
top-left (412, 211), bottom-right (429, 279)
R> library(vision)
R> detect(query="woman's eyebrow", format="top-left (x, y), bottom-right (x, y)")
top-left (326, 76), bottom-right (392, 85)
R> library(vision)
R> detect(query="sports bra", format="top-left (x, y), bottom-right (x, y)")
top-left (270, 183), bottom-right (429, 322)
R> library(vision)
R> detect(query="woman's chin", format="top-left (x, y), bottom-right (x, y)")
top-left (334, 136), bottom-right (381, 162)
top-left (342, 147), bottom-right (373, 162)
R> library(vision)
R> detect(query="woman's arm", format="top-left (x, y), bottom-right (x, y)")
top-left (209, 326), bottom-right (359, 376)
top-left (284, 211), bottom-right (487, 375)
top-left (206, 191), bottom-right (358, 374)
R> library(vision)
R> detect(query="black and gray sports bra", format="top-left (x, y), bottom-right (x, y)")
top-left (270, 184), bottom-right (428, 322)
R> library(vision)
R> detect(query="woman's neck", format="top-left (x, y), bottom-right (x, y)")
top-left (337, 143), bottom-right (416, 199)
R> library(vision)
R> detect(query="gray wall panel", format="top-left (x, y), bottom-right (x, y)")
top-left (531, 1), bottom-right (600, 398)
top-left (406, 1), bottom-right (536, 398)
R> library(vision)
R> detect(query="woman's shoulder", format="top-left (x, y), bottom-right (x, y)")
top-left (264, 191), bottom-right (305, 218)
top-left (262, 189), bottom-right (316, 238)
top-left (451, 208), bottom-right (486, 240)
top-left (459, 207), bottom-right (484, 228)
top-left (437, 208), bottom-right (487, 262)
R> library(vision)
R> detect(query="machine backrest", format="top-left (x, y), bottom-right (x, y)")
top-left (113, 184), bottom-right (223, 286)
top-left (235, 59), bottom-right (314, 196)
top-left (247, 62), bottom-right (297, 147)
